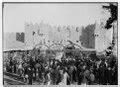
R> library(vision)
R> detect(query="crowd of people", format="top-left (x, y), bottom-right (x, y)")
top-left (4, 48), bottom-right (118, 85)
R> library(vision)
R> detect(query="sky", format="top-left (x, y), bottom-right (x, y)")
top-left (3, 3), bottom-right (110, 33)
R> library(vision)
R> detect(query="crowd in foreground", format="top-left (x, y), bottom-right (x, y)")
top-left (4, 50), bottom-right (118, 85)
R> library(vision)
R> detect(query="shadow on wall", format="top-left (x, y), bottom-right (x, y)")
top-left (79, 24), bottom-right (95, 49)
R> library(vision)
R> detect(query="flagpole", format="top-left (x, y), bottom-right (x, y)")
top-left (33, 31), bottom-right (35, 49)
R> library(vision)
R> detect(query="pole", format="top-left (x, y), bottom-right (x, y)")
top-left (33, 31), bottom-right (35, 48)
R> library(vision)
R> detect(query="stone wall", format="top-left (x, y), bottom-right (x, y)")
top-left (25, 22), bottom-right (96, 50)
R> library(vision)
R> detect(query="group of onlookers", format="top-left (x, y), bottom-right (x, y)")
top-left (4, 51), bottom-right (118, 85)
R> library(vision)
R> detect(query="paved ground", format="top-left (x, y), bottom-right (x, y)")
top-left (3, 72), bottom-right (41, 85)
top-left (4, 75), bottom-right (27, 85)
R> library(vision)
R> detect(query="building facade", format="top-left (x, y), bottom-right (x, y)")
top-left (25, 22), bottom-right (96, 50)
top-left (4, 21), bottom-right (114, 53)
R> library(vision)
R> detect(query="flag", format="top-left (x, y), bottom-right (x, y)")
top-left (33, 31), bottom-right (35, 35)
top-left (76, 27), bottom-right (79, 32)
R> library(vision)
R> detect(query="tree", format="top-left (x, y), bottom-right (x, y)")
top-left (102, 3), bottom-right (118, 56)
top-left (102, 3), bottom-right (117, 29)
